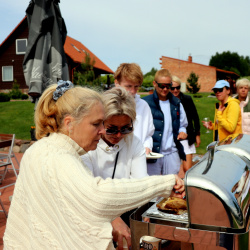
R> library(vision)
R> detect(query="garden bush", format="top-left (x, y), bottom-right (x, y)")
top-left (193, 94), bottom-right (203, 98)
top-left (21, 94), bottom-right (29, 100)
top-left (8, 82), bottom-right (23, 99)
top-left (0, 93), bottom-right (10, 102)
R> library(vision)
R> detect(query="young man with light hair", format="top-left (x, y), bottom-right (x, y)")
top-left (143, 69), bottom-right (188, 175)
top-left (114, 63), bottom-right (155, 154)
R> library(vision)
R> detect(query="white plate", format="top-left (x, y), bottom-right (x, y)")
top-left (146, 152), bottom-right (164, 159)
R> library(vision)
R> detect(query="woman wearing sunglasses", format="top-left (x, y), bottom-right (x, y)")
top-left (82, 87), bottom-right (147, 180)
top-left (171, 76), bottom-right (201, 173)
top-left (81, 87), bottom-right (148, 248)
top-left (203, 80), bottom-right (242, 141)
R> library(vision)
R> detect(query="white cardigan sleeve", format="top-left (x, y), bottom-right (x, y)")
top-left (53, 153), bottom-right (175, 221)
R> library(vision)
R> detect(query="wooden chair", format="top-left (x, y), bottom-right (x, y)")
top-left (0, 134), bottom-right (19, 184)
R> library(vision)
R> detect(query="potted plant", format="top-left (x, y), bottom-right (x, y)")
top-left (30, 126), bottom-right (37, 141)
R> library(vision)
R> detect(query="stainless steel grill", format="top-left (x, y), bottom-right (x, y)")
top-left (130, 134), bottom-right (250, 250)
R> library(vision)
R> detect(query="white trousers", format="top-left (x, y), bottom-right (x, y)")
top-left (147, 151), bottom-right (181, 175)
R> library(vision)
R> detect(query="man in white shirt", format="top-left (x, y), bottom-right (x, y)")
top-left (114, 63), bottom-right (155, 154)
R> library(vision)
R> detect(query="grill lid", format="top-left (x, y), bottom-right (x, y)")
top-left (185, 134), bottom-right (250, 232)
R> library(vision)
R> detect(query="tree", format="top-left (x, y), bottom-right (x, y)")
top-left (186, 72), bottom-right (200, 94)
top-left (209, 51), bottom-right (250, 76)
top-left (141, 67), bottom-right (158, 91)
top-left (144, 67), bottom-right (157, 78)
top-left (142, 75), bottom-right (154, 91)
top-left (73, 51), bottom-right (102, 87)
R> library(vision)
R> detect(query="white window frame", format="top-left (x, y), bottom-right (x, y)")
top-left (16, 39), bottom-right (27, 55)
top-left (2, 66), bottom-right (13, 82)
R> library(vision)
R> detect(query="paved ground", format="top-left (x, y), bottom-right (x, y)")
top-left (0, 152), bottom-right (21, 249)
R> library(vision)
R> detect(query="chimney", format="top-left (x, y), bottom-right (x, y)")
top-left (188, 55), bottom-right (192, 62)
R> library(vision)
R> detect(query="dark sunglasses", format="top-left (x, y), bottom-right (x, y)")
top-left (170, 86), bottom-right (181, 90)
top-left (105, 123), bottom-right (133, 135)
top-left (155, 81), bottom-right (172, 89)
top-left (213, 88), bottom-right (224, 93)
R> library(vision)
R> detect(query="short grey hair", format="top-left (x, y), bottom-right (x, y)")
top-left (102, 87), bottom-right (136, 122)
top-left (236, 78), bottom-right (250, 88)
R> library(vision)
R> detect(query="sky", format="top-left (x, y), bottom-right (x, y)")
top-left (1, 0), bottom-right (250, 74)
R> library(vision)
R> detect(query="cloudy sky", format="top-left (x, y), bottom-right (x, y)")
top-left (1, 0), bottom-right (250, 74)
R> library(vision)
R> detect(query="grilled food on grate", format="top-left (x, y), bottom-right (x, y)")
top-left (157, 197), bottom-right (187, 214)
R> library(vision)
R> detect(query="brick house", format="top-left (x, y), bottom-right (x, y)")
top-left (160, 55), bottom-right (239, 93)
top-left (0, 17), bottom-right (113, 93)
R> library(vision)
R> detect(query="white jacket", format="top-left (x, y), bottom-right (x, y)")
top-left (134, 94), bottom-right (155, 149)
top-left (81, 134), bottom-right (148, 179)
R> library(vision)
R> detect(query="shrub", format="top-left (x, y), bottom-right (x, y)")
top-left (193, 94), bottom-right (203, 98)
top-left (186, 72), bottom-right (201, 94)
top-left (0, 93), bottom-right (10, 102)
top-left (8, 81), bottom-right (23, 99)
top-left (21, 94), bottom-right (29, 100)
top-left (11, 93), bottom-right (21, 99)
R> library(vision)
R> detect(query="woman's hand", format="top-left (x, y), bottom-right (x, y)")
top-left (143, 217), bottom-right (150, 223)
top-left (171, 175), bottom-right (185, 198)
top-left (145, 147), bottom-right (151, 155)
top-left (177, 132), bottom-right (187, 140)
top-left (218, 104), bottom-right (226, 112)
top-left (202, 120), bottom-right (213, 130)
top-left (195, 135), bottom-right (201, 147)
top-left (111, 217), bottom-right (131, 250)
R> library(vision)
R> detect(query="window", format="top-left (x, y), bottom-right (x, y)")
top-left (71, 43), bottom-right (80, 52)
top-left (16, 39), bottom-right (27, 54)
top-left (2, 66), bottom-right (13, 81)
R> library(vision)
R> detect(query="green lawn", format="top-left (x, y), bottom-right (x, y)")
top-left (192, 93), bottom-right (217, 154)
top-left (0, 101), bottom-right (35, 140)
top-left (0, 93), bottom-right (218, 154)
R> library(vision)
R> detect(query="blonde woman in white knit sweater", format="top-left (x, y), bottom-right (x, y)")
top-left (4, 81), bottom-right (185, 250)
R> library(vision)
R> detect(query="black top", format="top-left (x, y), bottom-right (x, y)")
top-left (179, 92), bottom-right (200, 146)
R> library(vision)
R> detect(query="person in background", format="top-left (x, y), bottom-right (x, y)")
top-left (143, 69), bottom-right (188, 176)
top-left (225, 75), bottom-right (236, 95)
top-left (203, 80), bottom-right (242, 141)
top-left (234, 78), bottom-right (250, 134)
top-left (81, 87), bottom-right (148, 247)
top-left (171, 76), bottom-right (201, 173)
top-left (114, 63), bottom-right (155, 155)
top-left (4, 81), bottom-right (185, 250)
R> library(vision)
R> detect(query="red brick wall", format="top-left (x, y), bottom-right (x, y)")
top-left (0, 27), bottom-right (29, 91)
top-left (160, 56), bottom-right (217, 93)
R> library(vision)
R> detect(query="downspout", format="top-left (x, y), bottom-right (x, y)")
top-left (71, 64), bottom-right (79, 82)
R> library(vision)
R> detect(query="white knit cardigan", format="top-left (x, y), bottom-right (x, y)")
top-left (4, 133), bottom-right (175, 250)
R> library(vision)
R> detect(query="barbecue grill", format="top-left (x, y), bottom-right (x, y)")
top-left (130, 134), bottom-right (250, 250)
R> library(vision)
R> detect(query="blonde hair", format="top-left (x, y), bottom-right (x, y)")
top-left (35, 84), bottom-right (103, 139)
top-left (154, 68), bottom-right (172, 82)
top-left (114, 63), bottom-right (143, 86)
top-left (172, 75), bottom-right (181, 85)
top-left (236, 78), bottom-right (250, 88)
top-left (102, 87), bottom-right (136, 122)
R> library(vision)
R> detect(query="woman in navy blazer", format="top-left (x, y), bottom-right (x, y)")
top-left (171, 76), bottom-right (201, 172)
